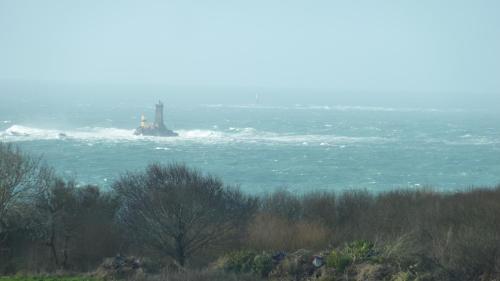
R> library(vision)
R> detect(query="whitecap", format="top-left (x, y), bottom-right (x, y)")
top-left (2, 125), bottom-right (137, 142)
top-left (1, 124), bottom-right (392, 146)
top-left (177, 129), bottom-right (224, 139)
top-left (155, 147), bottom-right (170, 151)
top-left (445, 136), bottom-right (499, 146)
top-left (5, 125), bottom-right (60, 139)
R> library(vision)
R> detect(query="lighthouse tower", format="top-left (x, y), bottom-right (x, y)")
top-left (154, 101), bottom-right (166, 129)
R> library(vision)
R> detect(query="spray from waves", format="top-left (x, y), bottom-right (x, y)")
top-left (1, 124), bottom-right (392, 146)
top-left (1, 125), bottom-right (138, 141)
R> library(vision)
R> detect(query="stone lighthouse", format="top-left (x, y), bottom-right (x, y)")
top-left (154, 101), bottom-right (166, 130)
top-left (134, 101), bottom-right (178, 137)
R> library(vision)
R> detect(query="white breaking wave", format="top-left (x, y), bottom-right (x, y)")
top-left (423, 135), bottom-right (500, 146)
top-left (0, 124), bottom-right (391, 146)
top-left (2, 125), bottom-right (138, 141)
top-left (154, 147), bottom-right (171, 151)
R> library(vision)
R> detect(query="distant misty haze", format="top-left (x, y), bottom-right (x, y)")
top-left (0, 0), bottom-right (499, 108)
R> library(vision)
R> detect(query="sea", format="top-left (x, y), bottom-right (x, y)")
top-left (1, 92), bottom-right (499, 194)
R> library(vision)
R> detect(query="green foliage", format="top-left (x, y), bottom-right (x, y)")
top-left (325, 240), bottom-right (374, 273)
top-left (222, 250), bottom-right (274, 277)
top-left (344, 240), bottom-right (374, 262)
top-left (252, 253), bottom-right (273, 277)
top-left (222, 250), bottom-right (258, 274)
top-left (325, 250), bottom-right (351, 272)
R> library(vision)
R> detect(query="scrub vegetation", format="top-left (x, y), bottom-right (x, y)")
top-left (1, 142), bottom-right (500, 281)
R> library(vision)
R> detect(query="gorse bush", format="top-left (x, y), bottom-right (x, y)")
top-left (220, 250), bottom-right (273, 277)
top-left (325, 250), bottom-right (351, 272)
top-left (252, 253), bottom-right (274, 277)
top-left (324, 240), bottom-right (375, 272)
top-left (221, 250), bottom-right (257, 274)
top-left (344, 240), bottom-right (374, 262)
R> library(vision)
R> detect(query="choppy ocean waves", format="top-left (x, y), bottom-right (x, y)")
top-left (2, 125), bottom-right (497, 146)
top-left (424, 134), bottom-right (500, 146)
top-left (204, 104), bottom-right (465, 113)
top-left (0, 125), bottom-right (391, 146)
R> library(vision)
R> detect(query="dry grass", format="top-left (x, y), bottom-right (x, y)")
top-left (247, 213), bottom-right (331, 251)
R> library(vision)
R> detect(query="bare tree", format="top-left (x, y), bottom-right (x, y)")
top-left (30, 168), bottom-right (122, 271)
top-left (0, 143), bottom-right (40, 250)
top-left (33, 167), bottom-right (81, 269)
top-left (113, 163), bottom-right (256, 266)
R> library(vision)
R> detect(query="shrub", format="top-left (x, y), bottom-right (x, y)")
top-left (391, 271), bottom-right (413, 281)
top-left (344, 240), bottom-right (374, 262)
top-left (221, 250), bottom-right (275, 277)
top-left (222, 250), bottom-right (257, 274)
top-left (326, 250), bottom-right (351, 272)
top-left (324, 240), bottom-right (374, 273)
top-left (269, 249), bottom-right (314, 279)
top-left (252, 252), bottom-right (274, 277)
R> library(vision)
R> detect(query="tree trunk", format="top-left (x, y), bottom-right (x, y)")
top-left (175, 236), bottom-right (186, 267)
top-left (0, 220), bottom-right (8, 253)
top-left (49, 241), bottom-right (59, 267)
top-left (49, 217), bottom-right (59, 267)
top-left (62, 235), bottom-right (69, 269)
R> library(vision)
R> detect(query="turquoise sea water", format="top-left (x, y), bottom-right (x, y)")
top-left (1, 99), bottom-right (499, 193)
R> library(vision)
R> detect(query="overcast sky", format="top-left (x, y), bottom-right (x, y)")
top-left (0, 0), bottom-right (499, 104)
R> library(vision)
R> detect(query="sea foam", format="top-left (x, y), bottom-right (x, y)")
top-left (1, 124), bottom-right (391, 146)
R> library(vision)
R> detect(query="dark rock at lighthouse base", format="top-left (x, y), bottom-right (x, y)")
top-left (134, 126), bottom-right (178, 137)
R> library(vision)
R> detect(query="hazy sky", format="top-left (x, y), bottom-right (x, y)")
top-left (0, 0), bottom-right (499, 101)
